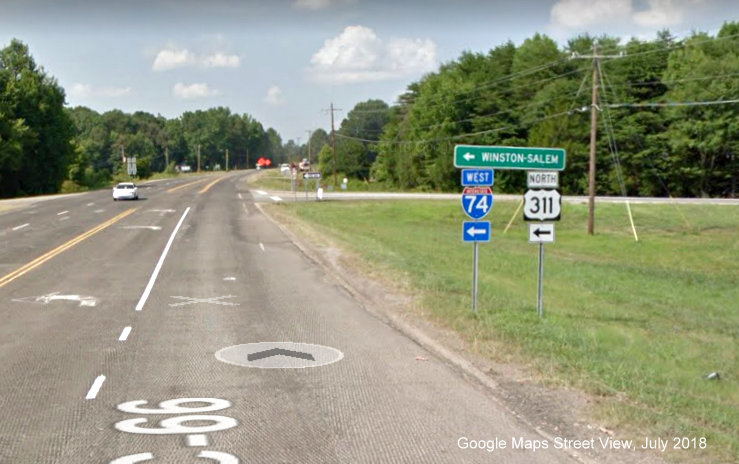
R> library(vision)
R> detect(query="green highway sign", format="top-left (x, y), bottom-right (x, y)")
top-left (454, 145), bottom-right (566, 171)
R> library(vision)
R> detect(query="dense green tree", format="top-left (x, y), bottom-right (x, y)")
top-left (336, 99), bottom-right (390, 180)
top-left (0, 39), bottom-right (74, 197)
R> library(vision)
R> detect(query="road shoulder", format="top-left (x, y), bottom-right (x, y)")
top-left (255, 201), bottom-right (669, 464)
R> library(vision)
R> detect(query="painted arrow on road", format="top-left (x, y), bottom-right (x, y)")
top-left (12, 292), bottom-right (98, 307)
top-left (247, 348), bottom-right (316, 362)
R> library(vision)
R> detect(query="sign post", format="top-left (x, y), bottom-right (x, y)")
top-left (462, 221), bottom-right (491, 312)
top-left (303, 172), bottom-right (322, 201)
top-left (460, 169), bottom-right (494, 312)
top-left (126, 156), bottom-right (137, 178)
top-left (525, 171), bottom-right (560, 318)
top-left (455, 145), bottom-right (565, 317)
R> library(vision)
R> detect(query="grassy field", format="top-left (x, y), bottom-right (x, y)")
top-left (266, 197), bottom-right (738, 463)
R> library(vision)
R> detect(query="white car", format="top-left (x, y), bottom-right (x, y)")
top-left (280, 163), bottom-right (290, 174)
top-left (113, 182), bottom-right (138, 201)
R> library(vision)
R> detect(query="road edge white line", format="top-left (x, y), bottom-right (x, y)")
top-left (135, 207), bottom-right (191, 311)
top-left (85, 375), bottom-right (106, 400)
top-left (57, 210), bottom-right (69, 216)
top-left (119, 326), bottom-right (132, 341)
top-left (12, 223), bottom-right (29, 231)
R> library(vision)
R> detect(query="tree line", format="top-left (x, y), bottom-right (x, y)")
top-left (66, 106), bottom-right (284, 190)
top-left (327, 23), bottom-right (738, 197)
top-left (2, 23), bottom-right (737, 198)
top-left (0, 39), bottom-right (285, 198)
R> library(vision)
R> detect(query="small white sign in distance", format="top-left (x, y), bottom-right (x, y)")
top-left (523, 189), bottom-right (561, 221)
top-left (527, 171), bottom-right (559, 188)
top-left (529, 223), bottom-right (555, 243)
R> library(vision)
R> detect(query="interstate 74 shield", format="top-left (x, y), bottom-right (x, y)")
top-left (461, 186), bottom-right (493, 220)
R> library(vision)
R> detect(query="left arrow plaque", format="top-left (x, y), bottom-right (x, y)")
top-left (462, 221), bottom-right (491, 243)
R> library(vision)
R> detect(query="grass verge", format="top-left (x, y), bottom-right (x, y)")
top-left (266, 198), bottom-right (738, 463)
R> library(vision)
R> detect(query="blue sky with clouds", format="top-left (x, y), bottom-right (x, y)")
top-left (1, 0), bottom-right (737, 144)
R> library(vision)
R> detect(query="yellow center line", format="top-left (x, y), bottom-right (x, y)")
top-left (0, 208), bottom-right (136, 289)
top-left (199, 175), bottom-right (229, 194)
top-left (166, 177), bottom-right (211, 194)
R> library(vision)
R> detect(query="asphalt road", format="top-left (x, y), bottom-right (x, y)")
top-left (0, 173), bottom-right (640, 463)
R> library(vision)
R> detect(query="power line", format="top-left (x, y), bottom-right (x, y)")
top-left (604, 72), bottom-right (739, 89)
top-left (606, 99), bottom-right (739, 108)
top-left (395, 65), bottom-right (586, 110)
top-left (336, 109), bottom-right (574, 146)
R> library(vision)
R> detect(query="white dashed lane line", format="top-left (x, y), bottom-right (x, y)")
top-left (85, 375), bottom-right (106, 400)
top-left (238, 193), bottom-right (243, 200)
top-left (255, 190), bottom-right (267, 195)
top-left (12, 223), bottom-right (29, 231)
top-left (57, 210), bottom-right (69, 216)
top-left (118, 326), bottom-right (132, 341)
top-left (86, 202), bottom-right (95, 206)
top-left (259, 243), bottom-right (265, 252)
top-left (269, 196), bottom-right (282, 202)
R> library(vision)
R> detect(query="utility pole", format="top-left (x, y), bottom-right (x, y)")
top-left (305, 130), bottom-right (313, 165)
top-left (246, 147), bottom-right (249, 170)
top-left (165, 146), bottom-right (169, 170)
top-left (323, 103), bottom-right (342, 186)
top-left (197, 144), bottom-right (201, 172)
top-left (570, 43), bottom-right (622, 235)
top-left (225, 148), bottom-right (229, 171)
top-left (588, 44), bottom-right (599, 236)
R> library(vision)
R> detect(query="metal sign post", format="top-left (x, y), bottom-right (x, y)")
top-left (529, 223), bottom-right (555, 318)
top-left (303, 172), bottom-right (322, 202)
top-left (537, 243), bottom-right (544, 318)
top-left (473, 241), bottom-right (479, 312)
top-left (456, 150), bottom-right (566, 317)
top-left (462, 221), bottom-right (491, 312)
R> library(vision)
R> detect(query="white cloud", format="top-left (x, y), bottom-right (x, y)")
top-left (551, 0), bottom-right (632, 29)
top-left (201, 52), bottom-right (240, 68)
top-left (68, 83), bottom-right (132, 98)
top-left (172, 82), bottom-right (220, 99)
top-left (293, 0), bottom-right (357, 10)
top-left (153, 47), bottom-right (240, 71)
top-left (264, 85), bottom-right (285, 105)
top-left (633, 0), bottom-right (685, 27)
top-left (153, 48), bottom-right (196, 71)
top-left (309, 25), bottom-right (437, 84)
top-left (551, 0), bottom-right (697, 32)
top-left (293, 0), bottom-right (333, 9)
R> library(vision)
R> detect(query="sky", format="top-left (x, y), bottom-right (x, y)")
top-left (1, 0), bottom-right (737, 144)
